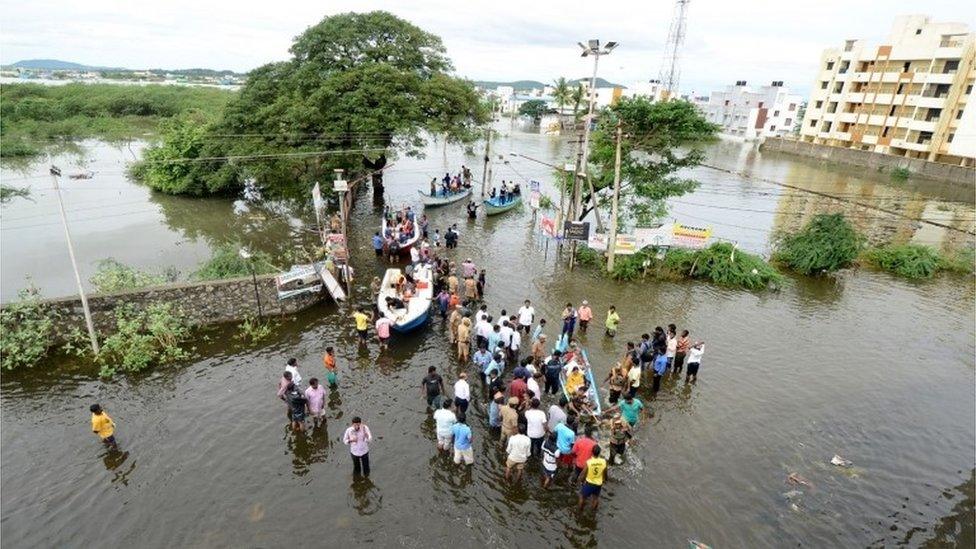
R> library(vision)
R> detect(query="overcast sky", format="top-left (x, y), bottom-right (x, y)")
top-left (1, 0), bottom-right (973, 96)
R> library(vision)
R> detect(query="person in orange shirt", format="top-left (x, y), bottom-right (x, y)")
top-left (322, 346), bottom-right (339, 388)
top-left (577, 300), bottom-right (593, 334)
top-left (90, 404), bottom-right (117, 448)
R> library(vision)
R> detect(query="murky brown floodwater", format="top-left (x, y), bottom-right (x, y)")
top-left (2, 128), bottom-right (974, 548)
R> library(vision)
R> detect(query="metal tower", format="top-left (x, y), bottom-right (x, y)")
top-left (659, 0), bottom-right (691, 97)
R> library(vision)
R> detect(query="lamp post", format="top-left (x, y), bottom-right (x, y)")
top-left (239, 247), bottom-right (263, 319)
top-left (333, 169), bottom-right (352, 299)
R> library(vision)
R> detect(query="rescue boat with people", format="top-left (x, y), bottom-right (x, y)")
top-left (417, 187), bottom-right (472, 207)
top-left (555, 334), bottom-right (602, 416)
top-left (376, 263), bottom-right (433, 333)
top-left (381, 214), bottom-right (421, 257)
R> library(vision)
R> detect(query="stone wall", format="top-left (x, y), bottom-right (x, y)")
top-left (760, 137), bottom-right (976, 186)
top-left (28, 274), bottom-right (327, 341)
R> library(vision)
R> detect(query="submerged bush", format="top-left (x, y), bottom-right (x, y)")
top-left (90, 259), bottom-right (168, 293)
top-left (890, 167), bottom-right (911, 181)
top-left (604, 243), bottom-right (783, 290)
top-left (773, 213), bottom-right (863, 275)
top-left (96, 303), bottom-right (191, 377)
top-left (0, 286), bottom-right (56, 370)
top-left (192, 245), bottom-right (277, 281)
top-left (864, 244), bottom-right (975, 279)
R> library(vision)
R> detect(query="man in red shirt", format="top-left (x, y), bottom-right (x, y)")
top-left (571, 426), bottom-right (598, 484)
top-left (509, 376), bottom-right (528, 404)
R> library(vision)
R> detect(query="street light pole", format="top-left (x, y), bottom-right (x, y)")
top-left (239, 248), bottom-right (263, 319)
top-left (50, 166), bottom-right (99, 354)
top-left (333, 169), bottom-right (352, 300)
top-left (606, 122), bottom-right (624, 272)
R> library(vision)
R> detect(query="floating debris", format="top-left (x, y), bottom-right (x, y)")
top-left (787, 472), bottom-right (812, 487)
top-left (830, 455), bottom-right (853, 468)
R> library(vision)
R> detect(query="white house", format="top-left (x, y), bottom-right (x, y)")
top-left (700, 81), bottom-right (804, 139)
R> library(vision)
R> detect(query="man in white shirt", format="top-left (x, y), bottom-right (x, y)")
top-left (432, 400), bottom-right (457, 452)
top-left (509, 328), bottom-right (521, 364)
top-left (499, 320), bottom-right (515, 357)
top-left (453, 373), bottom-right (471, 415)
top-left (517, 300), bottom-right (535, 335)
top-left (475, 316), bottom-right (492, 350)
top-left (475, 305), bottom-right (489, 323)
top-left (685, 342), bottom-right (705, 383)
top-left (409, 245), bottom-right (420, 265)
top-left (524, 398), bottom-right (548, 458)
top-left (505, 424), bottom-right (531, 483)
top-left (284, 358), bottom-right (302, 387)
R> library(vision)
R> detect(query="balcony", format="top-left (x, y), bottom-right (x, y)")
top-left (916, 96), bottom-right (947, 109)
top-left (846, 92), bottom-right (865, 103)
top-left (925, 72), bottom-right (956, 85)
top-left (907, 119), bottom-right (938, 132)
top-left (837, 112), bottom-right (858, 123)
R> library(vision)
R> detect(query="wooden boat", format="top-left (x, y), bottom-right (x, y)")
top-left (417, 187), bottom-right (472, 207)
top-left (376, 264), bottom-right (433, 333)
top-left (557, 344), bottom-right (602, 416)
top-left (381, 215), bottom-right (421, 257)
top-left (483, 194), bottom-right (522, 216)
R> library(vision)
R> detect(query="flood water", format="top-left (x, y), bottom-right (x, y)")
top-left (1, 127), bottom-right (974, 548)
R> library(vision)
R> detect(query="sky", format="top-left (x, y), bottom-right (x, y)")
top-left (1, 0), bottom-right (973, 96)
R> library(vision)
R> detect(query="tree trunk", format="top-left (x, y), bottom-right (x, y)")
top-left (363, 154), bottom-right (387, 196)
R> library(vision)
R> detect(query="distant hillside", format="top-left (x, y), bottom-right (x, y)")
top-left (4, 59), bottom-right (244, 76)
top-left (473, 77), bottom-right (626, 91)
top-left (8, 59), bottom-right (121, 71)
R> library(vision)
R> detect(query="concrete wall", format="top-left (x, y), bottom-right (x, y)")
top-left (26, 274), bottom-right (327, 341)
top-left (760, 137), bottom-right (976, 185)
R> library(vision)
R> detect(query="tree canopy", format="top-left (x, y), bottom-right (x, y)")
top-left (518, 99), bottom-right (553, 120)
top-left (583, 98), bottom-right (717, 226)
top-left (137, 11), bottom-right (488, 197)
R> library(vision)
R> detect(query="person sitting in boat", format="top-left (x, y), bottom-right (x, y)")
top-left (570, 385), bottom-right (594, 417)
top-left (488, 187), bottom-right (497, 199)
top-left (394, 274), bottom-right (406, 294)
top-left (565, 365), bottom-right (586, 396)
top-left (442, 172), bottom-right (451, 185)
top-left (430, 178), bottom-right (438, 197)
top-left (449, 178), bottom-right (460, 193)
top-left (405, 206), bottom-right (415, 221)
top-left (385, 296), bottom-right (406, 312)
top-left (512, 183), bottom-right (521, 195)
top-left (562, 340), bottom-right (589, 368)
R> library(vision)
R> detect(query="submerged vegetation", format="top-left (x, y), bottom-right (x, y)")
top-left (192, 245), bottom-right (277, 281)
top-left (773, 213), bottom-right (863, 275)
top-left (0, 286), bottom-right (56, 370)
top-left (0, 184), bottom-right (32, 203)
top-left (863, 244), bottom-right (974, 280)
top-left (95, 303), bottom-right (192, 378)
top-left (90, 259), bottom-right (170, 293)
top-left (0, 83), bottom-right (232, 157)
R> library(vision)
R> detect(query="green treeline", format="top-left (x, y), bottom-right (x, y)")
top-left (0, 83), bottom-right (232, 157)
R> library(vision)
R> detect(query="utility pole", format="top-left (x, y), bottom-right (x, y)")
top-left (334, 169), bottom-right (352, 300)
top-left (480, 127), bottom-right (493, 198)
top-left (50, 166), bottom-right (99, 354)
top-left (659, 0), bottom-right (691, 97)
top-left (606, 123), bottom-right (624, 272)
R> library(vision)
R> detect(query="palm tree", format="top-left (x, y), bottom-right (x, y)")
top-left (570, 84), bottom-right (586, 126)
top-left (552, 77), bottom-right (571, 128)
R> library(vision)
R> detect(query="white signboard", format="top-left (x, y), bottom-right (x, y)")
top-left (333, 179), bottom-right (348, 192)
top-left (634, 224), bottom-right (673, 248)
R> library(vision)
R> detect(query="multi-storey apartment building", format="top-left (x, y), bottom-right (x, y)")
top-left (699, 81), bottom-right (804, 139)
top-left (799, 15), bottom-right (975, 167)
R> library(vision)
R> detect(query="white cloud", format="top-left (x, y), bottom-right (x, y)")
top-left (1, 0), bottom-right (973, 96)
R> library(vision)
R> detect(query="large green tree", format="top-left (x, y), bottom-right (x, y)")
top-left (581, 98), bottom-right (717, 225)
top-left (140, 11), bottom-right (487, 197)
top-left (518, 99), bottom-right (553, 120)
top-left (551, 77), bottom-right (571, 128)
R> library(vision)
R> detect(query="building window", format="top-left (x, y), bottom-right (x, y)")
top-left (789, 103), bottom-right (796, 110)
top-left (826, 61), bottom-right (835, 70)
top-left (833, 82), bottom-right (843, 93)
top-left (882, 126), bottom-right (890, 137)
top-left (957, 109), bottom-right (965, 119)
top-left (903, 62), bottom-right (911, 72)
top-left (915, 28), bottom-right (922, 35)
top-left (827, 102), bottom-right (838, 113)
top-left (770, 125), bottom-right (777, 131)
top-left (889, 105), bottom-right (897, 116)
top-left (785, 118), bottom-right (792, 126)
top-left (809, 119), bottom-right (817, 127)
top-left (967, 84), bottom-right (973, 95)
top-left (815, 100), bottom-right (823, 108)
top-left (773, 110), bottom-right (780, 116)
top-left (896, 83), bottom-right (905, 94)
top-left (948, 132), bottom-right (955, 143)
top-left (821, 81), bottom-right (829, 89)
top-left (925, 108), bottom-right (942, 122)
top-left (942, 59), bottom-right (960, 74)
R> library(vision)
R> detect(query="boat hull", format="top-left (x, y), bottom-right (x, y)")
top-left (418, 188), bottom-right (472, 207)
top-left (559, 349), bottom-right (602, 416)
top-left (381, 217), bottom-right (421, 257)
top-left (377, 264), bottom-right (434, 334)
top-left (483, 195), bottom-right (522, 216)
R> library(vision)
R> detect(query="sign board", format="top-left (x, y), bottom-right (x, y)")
top-left (326, 233), bottom-right (346, 245)
top-left (529, 180), bottom-right (541, 192)
top-left (563, 221), bottom-right (590, 241)
top-left (529, 191), bottom-right (541, 209)
top-left (671, 223), bottom-right (712, 249)
top-left (333, 179), bottom-right (348, 192)
top-left (540, 215), bottom-right (557, 238)
top-left (586, 233), bottom-right (637, 255)
top-left (311, 183), bottom-right (325, 227)
top-left (634, 224), bottom-right (673, 248)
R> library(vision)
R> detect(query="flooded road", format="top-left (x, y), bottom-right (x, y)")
top-left (1, 129), bottom-right (974, 547)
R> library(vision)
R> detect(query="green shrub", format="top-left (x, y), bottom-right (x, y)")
top-left (0, 184), bottom-right (32, 203)
top-left (96, 302), bottom-right (191, 377)
top-left (90, 259), bottom-right (167, 293)
top-left (575, 245), bottom-right (602, 267)
top-left (0, 139), bottom-right (41, 158)
top-left (890, 167), bottom-right (911, 181)
top-left (236, 316), bottom-right (276, 344)
top-left (193, 245), bottom-right (277, 281)
top-left (773, 213), bottom-right (863, 275)
top-left (0, 286), bottom-right (56, 370)
top-left (605, 243), bottom-right (783, 290)
top-left (865, 244), bottom-right (975, 279)
top-left (940, 248), bottom-right (975, 275)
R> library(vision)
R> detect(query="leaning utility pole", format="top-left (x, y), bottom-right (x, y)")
top-left (50, 166), bottom-right (99, 354)
top-left (480, 127), bottom-right (493, 198)
top-left (606, 123), bottom-right (624, 272)
top-left (659, 0), bottom-right (691, 97)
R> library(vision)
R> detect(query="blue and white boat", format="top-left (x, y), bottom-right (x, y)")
top-left (555, 334), bottom-right (602, 416)
top-left (417, 187), bottom-right (472, 207)
top-left (377, 264), bottom-right (433, 333)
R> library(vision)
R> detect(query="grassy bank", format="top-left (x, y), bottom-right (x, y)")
top-left (0, 83), bottom-right (233, 157)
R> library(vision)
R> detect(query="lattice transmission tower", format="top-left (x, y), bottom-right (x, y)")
top-left (658, 0), bottom-right (691, 97)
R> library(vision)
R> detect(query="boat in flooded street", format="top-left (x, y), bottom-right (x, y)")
top-left (376, 263), bottom-right (433, 332)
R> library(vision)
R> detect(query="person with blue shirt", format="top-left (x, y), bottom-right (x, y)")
top-left (487, 325), bottom-right (502, 357)
top-left (554, 415), bottom-right (578, 472)
top-left (488, 393), bottom-right (504, 437)
top-left (452, 416), bottom-right (474, 465)
top-left (531, 318), bottom-right (547, 342)
top-left (472, 345), bottom-right (492, 383)
top-left (371, 232), bottom-right (384, 257)
top-left (652, 352), bottom-right (668, 393)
